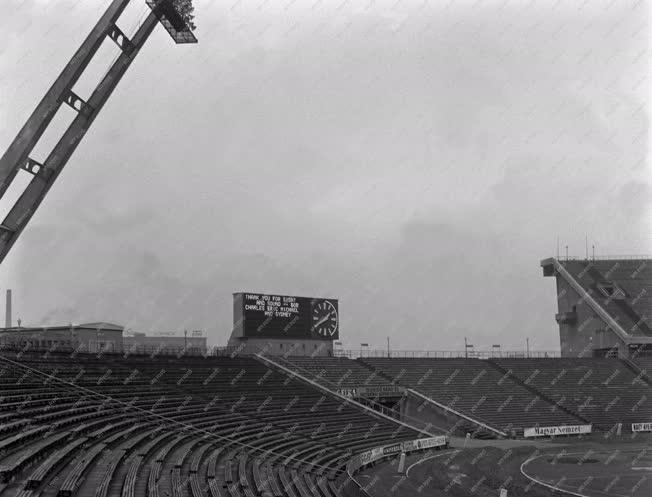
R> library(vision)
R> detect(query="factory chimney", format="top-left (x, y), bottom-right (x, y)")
top-left (5, 289), bottom-right (11, 329)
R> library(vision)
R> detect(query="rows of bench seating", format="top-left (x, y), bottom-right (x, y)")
top-left (282, 356), bottom-right (396, 390)
top-left (634, 356), bottom-right (652, 378)
top-left (492, 357), bottom-right (652, 430)
top-left (0, 351), bottom-right (420, 497)
top-left (361, 357), bottom-right (584, 433)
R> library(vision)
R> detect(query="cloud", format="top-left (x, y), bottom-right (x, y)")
top-left (0, 0), bottom-right (649, 351)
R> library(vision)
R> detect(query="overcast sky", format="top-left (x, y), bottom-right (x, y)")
top-left (0, 0), bottom-right (650, 351)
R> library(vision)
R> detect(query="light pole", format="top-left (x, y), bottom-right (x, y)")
top-left (464, 337), bottom-right (474, 359)
top-left (96, 328), bottom-right (103, 353)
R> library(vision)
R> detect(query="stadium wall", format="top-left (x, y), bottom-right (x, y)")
top-left (552, 274), bottom-right (624, 357)
top-left (227, 336), bottom-right (334, 356)
top-left (542, 259), bottom-right (628, 358)
top-left (123, 334), bottom-right (207, 352)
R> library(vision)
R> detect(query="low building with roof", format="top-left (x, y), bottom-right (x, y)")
top-left (123, 331), bottom-right (207, 354)
top-left (0, 322), bottom-right (124, 353)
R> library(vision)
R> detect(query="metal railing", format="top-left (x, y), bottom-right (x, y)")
top-left (0, 340), bottom-right (566, 361)
top-left (556, 255), bottom-right (652, 261)
top-left (254, 353), bottom-right (439, 438)
top-left (0, 339), bottom-right (218, 358)
top-left (335, 349), bottom-right (561, 359)
top-left (407, 388), bottom-right (507, 438)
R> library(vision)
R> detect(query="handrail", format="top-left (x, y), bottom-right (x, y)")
top-left (269, 355), bottom-right (452, 433)
top-left (270, 355), bottom-right (399, 416)
top-left (254, 353), bottom-right (440, 438)
top-left (336, 349), bottom-right (560, 359)
top-left (553, 255), bottom-right (652, 261)
top-left (621, 357), bottom-right (652, 386)
top-left (406, 388), bottom-right (508, 438)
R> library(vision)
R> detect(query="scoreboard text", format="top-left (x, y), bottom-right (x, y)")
top-left (234, 293), bottom-right (339, 340)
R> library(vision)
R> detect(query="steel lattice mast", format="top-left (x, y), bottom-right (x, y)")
top-left (0, 0), bottom-right (196, 265)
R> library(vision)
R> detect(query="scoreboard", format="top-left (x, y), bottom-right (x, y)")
top-left (233, 293), bottom-right (339, 340)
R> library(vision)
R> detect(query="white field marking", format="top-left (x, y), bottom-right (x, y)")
top-left (405, 449), bottom-right (458, 477)
top-left (632, 467), bottom-right (652, 471)
top-left (520, 453), bottom-right (633, 497)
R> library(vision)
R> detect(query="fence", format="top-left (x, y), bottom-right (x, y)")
top-left (0, 339), bottom-right (216, 358)
top-left (0, 339), bottom-right (563, 360)
top-left (335, 349), bottom-right (561, 359)
top-left (557, 255), bottom-right (652, 261)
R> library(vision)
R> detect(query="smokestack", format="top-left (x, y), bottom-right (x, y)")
top-left (5, 289), bottom-right (11, 329)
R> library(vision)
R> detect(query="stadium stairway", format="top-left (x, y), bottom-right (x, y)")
top-left (254, 353), bottom-right (441, 438)
top-left (271, 355), bottom-right (408, 420)
top-left (278, 356), bottom-right (397, 392)
top-left (277, 355), bottom-right (511, 439)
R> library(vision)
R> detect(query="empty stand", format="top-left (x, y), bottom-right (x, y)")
top-left (0, 349), bottom-right (422, 497)
top-left (493, 357), bottom-right (652, 430)
top-left (362, 357), bottom-right (585, 434)
top-left (633, 355), bottom-right (652, 379)
top-left (282, 356), bottom-right (397, 391)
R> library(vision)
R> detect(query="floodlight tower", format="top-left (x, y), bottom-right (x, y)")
top-left (0, 0), bottom-right (196, 265)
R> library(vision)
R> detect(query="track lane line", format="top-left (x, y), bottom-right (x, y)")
top-left (520, 453), bottom-right (634, 497)
top-left (405, 449), bottom-right (458, 477)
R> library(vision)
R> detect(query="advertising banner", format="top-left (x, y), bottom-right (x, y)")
top-left (524, 424), bottom-right (592, 438)
top-left (347, 436), bottom-right (448, 473)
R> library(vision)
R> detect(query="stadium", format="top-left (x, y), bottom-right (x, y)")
top-left (0, 267), bottom-right (651, 497)
top-left (1, 1), bottom-right (651, 497)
